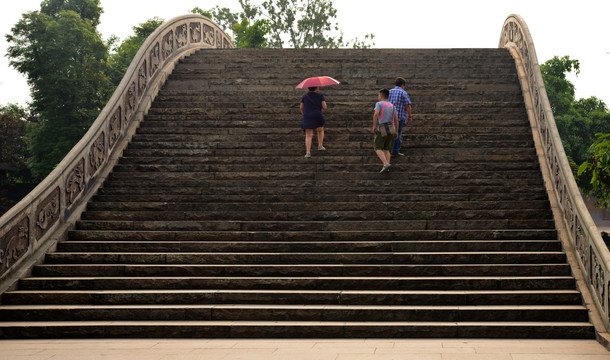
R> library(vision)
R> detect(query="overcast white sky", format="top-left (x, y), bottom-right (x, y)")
top-left (1, 0), bottom-right (609, 106)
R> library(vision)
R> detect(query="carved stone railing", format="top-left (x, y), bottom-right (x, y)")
top-left (500, 14), bottom-right (610, 332)
top-left (0, 14), bottom-right (233, 292)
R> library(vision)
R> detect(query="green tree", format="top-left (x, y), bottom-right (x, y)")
top-left (540, 55), bottom-right (579, 115)
top-left (578, 133), bottom-right (610, 208)
top-left (232, 18), bottom-right (270, 48)
top-left (40, 0), bottom-right (103, 26)
top-left (0, 104), bottom-right (32, 183)
top-left (191, 6), bottom-right (267, 48)
top-left (540, 56), bottom-right (610, 167)
top-left (194, 0), bottom-right (374, 49)
top-left (107, 17), bottom-right (164, 87)
top-left (190, 7), bottom-right (212, 19)
top-left (192, 6), bottom-right (240, 36)
top-left (6, 0), bottom-right (111, 177)
top-left (541, 56), bottom-right (610, 206)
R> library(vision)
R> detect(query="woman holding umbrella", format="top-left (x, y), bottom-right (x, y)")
top-left (297, 76), bottom-right (339, 158)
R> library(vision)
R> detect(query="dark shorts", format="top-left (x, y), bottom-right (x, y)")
top-left (374, 131), bottom-right (395, 151)
top-left (302, 115), bottom-right (325, 130)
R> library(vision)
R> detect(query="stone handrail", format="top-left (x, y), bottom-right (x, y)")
top-left (0, 14), bottom-right (234, 292)
top-left (500, 14), bottom-right (610, 331)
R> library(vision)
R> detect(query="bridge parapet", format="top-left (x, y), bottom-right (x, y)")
top-left (0, 14), bottom-right (233, 291)
top-left (500, 14), bottom-right (610, 333)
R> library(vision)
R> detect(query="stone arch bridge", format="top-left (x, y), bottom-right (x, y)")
top-left (0, 14), bottom-right (609, 344)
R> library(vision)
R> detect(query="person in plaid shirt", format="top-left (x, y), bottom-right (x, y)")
top-left (388, 77), bottom-right (413, 156)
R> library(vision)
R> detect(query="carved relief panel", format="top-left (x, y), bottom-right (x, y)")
top-left (89, 132), bottom-right (106, 177)
top-left (176, 24), bottom-right (188, 49)
top-left (35, 187), bottom-right (60, 240)
top-left (591, 250), bottom-right (606, 308)
top-left (162, 30), bottom-right (174, 60)
top-left (150, 42), bottom-right (160, 76)
top-left (190, 22), bottom-right (202, 43)
top-left (0, 217), bottom-right (30, 276)
top-left (203, 25), bottom-right (214, 46)
top-left (124, 82), bottom-right (137, 124)
top-left (574, 215), bottom-right (590, 277)
top-left (216, 31), bottom-right (222, 48)
top-left (138, 62), bottom-right (147, 99)
top-left (109, 106), bottom-right (122, 150)
top-left (66, 158), bottom-right (85, 207)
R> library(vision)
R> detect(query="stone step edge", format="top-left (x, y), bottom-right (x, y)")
top-left (0, 320), bottom-right (592, 326)
top-left (0, 304), bottom-right (587, 311)
top-left (0, 320), bottom-right (595, 339)
top-left (8, 288), bottom-right (579, 295)
top-left (47, 251), bottom-right (566, 256)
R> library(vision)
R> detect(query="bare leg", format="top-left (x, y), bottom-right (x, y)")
top-left (383, 150), bottom-right (391, 164)
top-left (316, 127), bottom-right (324, 147)
top-left (305, 129), bottom-right (313, 154)
top-left (375, 150), bottom-right (390, 166)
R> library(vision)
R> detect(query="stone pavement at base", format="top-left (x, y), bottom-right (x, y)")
top-left (1, 339), bottom-right (609, 360)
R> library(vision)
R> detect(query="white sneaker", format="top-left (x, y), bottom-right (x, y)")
top-left (379, 164), bottom-right (391, 173)
top-left (318, 146), bottom-right (326, 151)
top-left (304, 153), bottom-right (311, 158)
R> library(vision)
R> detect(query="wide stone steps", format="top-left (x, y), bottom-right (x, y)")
top-left (153, 92), bottom-right (524, 103)
top-left (56, 240), bottom-right (561, 253)
top-left (145, 106), bottom-right (526, 116)
top-left (43, 251), bottom-right (566, 265)
top-left (93, 187), bottom-right (548, 199)
top-left (72, 220), bottom-right (553, 232)
top-left (104, 171), bottom-right (543, 183)
top-left (0, 304), bottom-right (588, 323)
top-left (123, 142), bottom-right (534, 152)
top-left (118, 146), bottom-right (537, 157)
top-left (14, 277), bottom-right (575, 292)
top-left (66, 229), bottom-right (559, 242)
top-left (97, 181), bottom-right (546, 195)
top-left (79, 208), bottom-right (550, 221)
top-left (140, 114), bottom-right (528, 125)
top-left (115, 152), bottom-right (538, 165)
top-left (0, 320), bottom-right (594, 339)
top-left (83, 198), bottom-right (549, 210)
top-left (90, 192), bottom-right (550, 203)
top-left (129, 124), bottom-right (529, 132)
top-left (0, 47), bottom-right (594, 339)
top-left (31, 263), bottom-right (570, 277)
top-left (129, 135), bottom-right (533, 146)
top-left (109, 164), bottom-right (541, 175)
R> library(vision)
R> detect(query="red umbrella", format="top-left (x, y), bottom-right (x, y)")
top-left (295, 76), bottom-right (340, 89)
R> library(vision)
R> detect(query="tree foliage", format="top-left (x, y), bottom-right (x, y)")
top-left (0, 104), bottom-right (32, 183)
top-left (232, 18), bottom-right (270, 48)
top-left (540, 56), bottom-right (579, 115)
top-left (541, 56), bottom-right (610, 207)
top-left (194, 0), bottom-right (374, 49)
top-left (107, 17), bottom-right (164, 87)
top-left (40, 0), bottom-right (103, 26)
top-left (578, 133), bottom-right (610, 208)
top-left (5, 0), bottom-right (111, 177)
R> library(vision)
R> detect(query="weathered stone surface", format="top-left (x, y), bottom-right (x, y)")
top-left (0, 48), bottom-right (594, 339)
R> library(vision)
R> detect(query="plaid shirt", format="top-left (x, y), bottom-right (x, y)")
top-left (388, 86), bottom-right (412, 123)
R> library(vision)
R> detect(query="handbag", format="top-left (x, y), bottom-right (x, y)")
top-left (378, 102), bottom-right (396, 137)
top-left (379, 122), bottom-right (396, 137)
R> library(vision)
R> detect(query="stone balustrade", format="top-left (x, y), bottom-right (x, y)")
top-left (500, 14), bottom-right (610, 332)
top-left (0, 14), bottom-right (234, 291)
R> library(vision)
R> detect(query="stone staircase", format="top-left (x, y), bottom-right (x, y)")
top-left (0, 48), bottom-right (595, 338)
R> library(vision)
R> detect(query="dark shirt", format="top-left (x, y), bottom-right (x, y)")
top-left (301, 92), bottom-right (325, 120)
